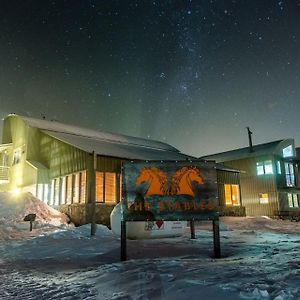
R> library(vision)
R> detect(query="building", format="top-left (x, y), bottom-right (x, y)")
top-left (202, 139), bottom-right (300, 218)
top-left (0, 114), bottom-right (244, 225)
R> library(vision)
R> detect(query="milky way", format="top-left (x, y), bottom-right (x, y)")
top-left (0, 1), bottom-right (300, 156)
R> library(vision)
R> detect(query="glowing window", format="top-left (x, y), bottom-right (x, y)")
top-left (276, 161), bottom-right (281, 174)
top-left (256, 160), bottom-right (273, 175)
top-left (224, 184), bottom-right (240, 206)
top-left (256, 162), bottom-right (264, 175)
top-left (96, 172), bottom-right (117, 203)
top-left (105, 172), bottom-right (117, 203)
top-left (264, 160), bottom-right (273, 174)
top-left (285, 163), bottom-right (295, 187)
top-left (282, 145), bottom-right (293, 158)
top-left (259, 193), bottom-right (269, 204)
top-left (73, 173), bottom-right (80, 203)
top-left (96, 172), bottom-right (104, 202)
top-left (288, 193), bottom-right (299, 208)
top-left (80, 171), bottom-right (86, 203)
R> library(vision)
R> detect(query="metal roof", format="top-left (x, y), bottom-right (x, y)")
top-left (43, 130), bottom-right (192, 161)
top-left (201, 140), bottom-right (289, 162)
top-left (17, 115), bottom-right (178, 152)
top-left (11, 115), bottom-right (192, 161)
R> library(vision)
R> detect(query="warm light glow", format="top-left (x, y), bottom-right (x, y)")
top-left (11, 188), bottom-right (21, 196)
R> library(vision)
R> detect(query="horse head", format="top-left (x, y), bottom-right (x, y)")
top-left (171, 166), bottom-right (204, 197)
top-left (135, 167), bottom-right (168, 197)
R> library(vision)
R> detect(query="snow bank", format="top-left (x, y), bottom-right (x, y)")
top-left (0, 192), bottom-right (70, 241)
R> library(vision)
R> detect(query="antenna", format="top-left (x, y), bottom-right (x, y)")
top-left (246, 127), bottom-right (254, 152)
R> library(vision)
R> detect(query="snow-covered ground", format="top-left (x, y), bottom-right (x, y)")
top-left (0, 192), bottom-right (300, 300)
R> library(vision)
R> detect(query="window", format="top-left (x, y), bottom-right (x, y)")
top-left (288, 193), bottom-right (299, 208)
top-left (285, 163), bottom-right (295, 187)
top-left (256, 160), bottom-right (273, 175)
top-left (105, 172), bottom-right (117, 203)
top-left (96, 172), bottom-right (117, 203)
top-left (66, 175), bottom-right (73, 204)
top-left (224, 184), bottom-right (240, 206)
top-left (79, 171), bottom-right (86, 203)
top-left (282, 145), bottom-right (293, 158)
top-left (73, 173), bottom-right (80, 203)
top-left (259, 193), bottom-right (269, 204)
top-left (54, 178), bottom-right (60, 205)
top-left (276, 161), bottom-right (282, 174)
top-left (12, 148), bottom-right (22, 165)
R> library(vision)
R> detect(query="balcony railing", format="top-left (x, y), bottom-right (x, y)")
top-left (0, 166), bottom-right (9, 183)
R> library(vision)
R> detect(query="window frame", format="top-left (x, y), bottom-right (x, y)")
top-left (96, 171), bottom-right (118, 204)
top-left (288, 193), bottom-right (299, 208)
top-left (224, 184), bottom-right (240, 206)
top-left (256, 160), bottom-right (274, 176)
top-left (259, 193), bottom-right (269, 204)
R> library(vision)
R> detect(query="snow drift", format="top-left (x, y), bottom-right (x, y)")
top-left (0, 192), bottom-right (70, 240)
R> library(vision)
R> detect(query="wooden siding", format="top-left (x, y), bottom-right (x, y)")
top-left (39, 132), bottom-right (87, 178)
top-left (224, 156), bottom-right (279, 216)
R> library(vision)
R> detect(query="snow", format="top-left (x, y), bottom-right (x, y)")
top-left (0, 192), bottom-right (300, 299)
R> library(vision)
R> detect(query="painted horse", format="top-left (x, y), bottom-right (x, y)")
top-left (135, 167), bottom-right (169, 197)
top-left (170, 167), bottom-right (204, 197)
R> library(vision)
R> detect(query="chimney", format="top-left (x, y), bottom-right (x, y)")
top-left (246, 127), bottom-right (254, 152)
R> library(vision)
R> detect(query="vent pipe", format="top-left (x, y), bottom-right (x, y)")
top-left (246, 127), bottom-right (254, 152)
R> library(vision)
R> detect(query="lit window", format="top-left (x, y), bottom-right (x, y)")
top-left (96, 172), bottom-right (104, 202)
top-left (224, 184), bottom-right (240, 206)
top-left (264, 160), bottom-right (273, 174)
top-left (96, 172), bottom-right (117, 203)
top-left (256, 162), bottom-right (264, 175)
top-left (66, 175), bottom-right (73, 204)
top-left (285, 163), bottom-right (295, 187)
top-left (282, 145), bottom-right (293, 158)
top-left (259, 193), bottom-right (269, 204)
top-left (256, 160), bottom-right (273, 175)
top-left (276, 161), bottom-right (281, 174)
top-left (288, 193), bottom-right (299, 208)
top-left (105, 172), bottom-right (117, 203)
top-left (72, 173), bottom-right (80, 203)
top-left (80, 171), bottom-right (86, 203)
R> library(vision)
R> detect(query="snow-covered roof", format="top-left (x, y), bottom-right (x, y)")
top-left (43, 130), bottom-right (191, 160)
top-left (12, 115), bottom-right (192, 161)
top-left (201, 139), bottom-right (293, 163)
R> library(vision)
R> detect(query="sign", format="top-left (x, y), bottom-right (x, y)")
top-left (122, 161), bottom-right (219, 221)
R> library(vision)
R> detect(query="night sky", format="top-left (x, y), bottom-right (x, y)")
top-left (1, 1), bottom-right (300, 156)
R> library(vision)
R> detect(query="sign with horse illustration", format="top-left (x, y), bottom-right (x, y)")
top-left (122, 161), bottom-right (219, 221)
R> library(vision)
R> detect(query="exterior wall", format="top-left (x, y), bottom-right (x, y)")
top-left (223, 156), bottom-right (279, 216)
top-left (1, 115), bottom-right (123, 226)
top-left (59, 203), bottom-right (115, 227)
top-left (2, 116), bottom-right (30, 190)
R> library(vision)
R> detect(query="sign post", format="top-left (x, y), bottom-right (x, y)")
top-left (213, 218), bottom-right (221, 258)
top-left (121, 220), bottom-right (127, 261)
top-left (91, 151), bottom-right (97, 236)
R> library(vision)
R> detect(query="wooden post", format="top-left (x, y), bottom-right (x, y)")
top-left (190, 220), bottom-right (196, 239)
top-left (121, 220), bottom-right (127, 261)
top-left (91, 151), bottom-right (97, 236)
top-left (213, 219), bottom-right (221, 258)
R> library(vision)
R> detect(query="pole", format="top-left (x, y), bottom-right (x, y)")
top-left (190, 220), bottom-right (195, 239)
top-left (121, 220), bottom-right (127, 261)
top-left (91, 151), bottom-right (97, 236)
top-left (213, 218), bottom-right (221, 258)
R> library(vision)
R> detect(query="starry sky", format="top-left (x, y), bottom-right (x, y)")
top-left (1, 0), bottom-right (300, 157)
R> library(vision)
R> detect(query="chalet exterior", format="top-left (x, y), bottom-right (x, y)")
top-left (202, 139), bottom-right (300, 218)
top-left (0, 114), bottom-right (244, 225)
